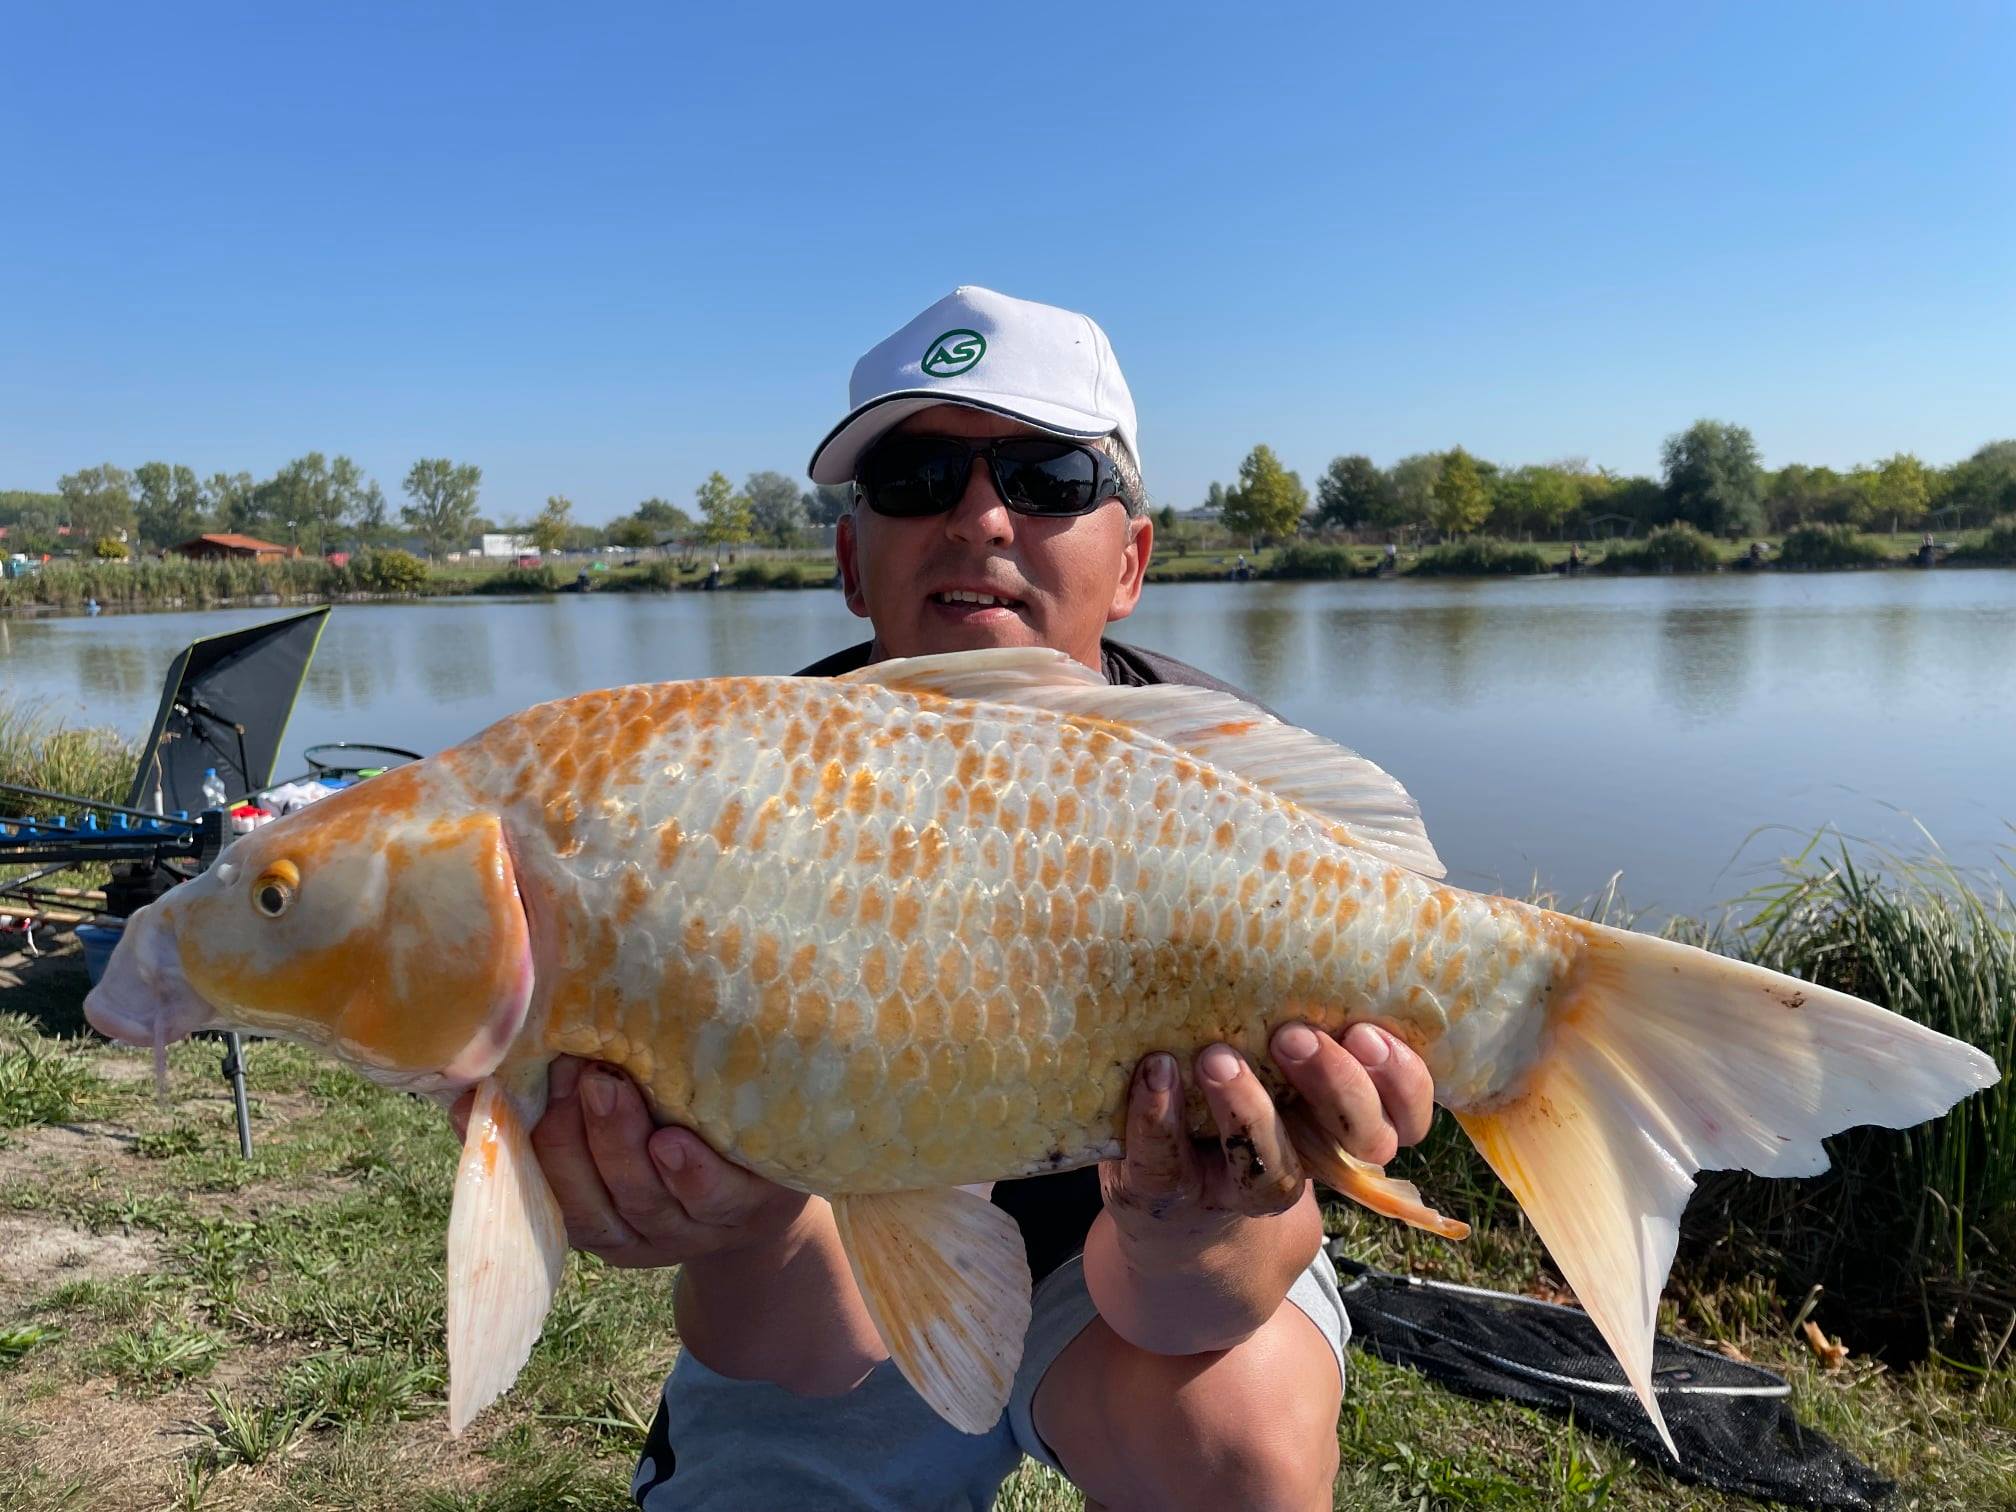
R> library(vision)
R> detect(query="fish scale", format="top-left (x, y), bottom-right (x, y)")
top-left (443, 672), bottom-right (1565, 1194)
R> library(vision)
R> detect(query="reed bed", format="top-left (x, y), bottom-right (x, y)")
top-left (1405, 539), bottom-right (1552, 576)
top-left (1594, 522), bottom-right (1724, 573)
top-left (1775, 523), bottom-right (1893, 570)
top-left (0, 551), bottom-right (433, 611)
top-left (0, 700), bottom-right (138, 817)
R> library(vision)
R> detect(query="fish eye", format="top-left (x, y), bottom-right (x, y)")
top-left (251, 858), bottom-right (301, 919)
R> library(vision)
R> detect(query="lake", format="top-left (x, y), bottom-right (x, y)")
top-left (4, 571), bottom-right (2012, 918)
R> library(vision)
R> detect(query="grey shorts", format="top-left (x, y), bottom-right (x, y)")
top-left (634, 1248), bottom-right (1349, 1510)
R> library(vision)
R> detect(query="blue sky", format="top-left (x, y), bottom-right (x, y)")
top-left (4, 2), bottom-right (2010, 525)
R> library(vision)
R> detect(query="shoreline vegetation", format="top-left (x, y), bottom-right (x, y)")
top-left (2, 711), bottom-right (2011, 1505)
top-left (2, 516), bottom-right (2013, 617)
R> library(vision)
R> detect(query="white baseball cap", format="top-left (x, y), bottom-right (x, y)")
top-left (806, 285), bottom-right (1140, 485)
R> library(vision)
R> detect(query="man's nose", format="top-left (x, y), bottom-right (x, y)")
top-left (943, 457), bottom-right (1015, 545)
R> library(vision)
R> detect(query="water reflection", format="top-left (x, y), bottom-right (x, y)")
top-left (75, 642), bottom-right (156, 699)
top-left (1656, 605), bottom-right (1757, 722)
top-left (4, 573), bottom-right (2012, 916)
top-left (1227, 593), bottom-right (1300, 705)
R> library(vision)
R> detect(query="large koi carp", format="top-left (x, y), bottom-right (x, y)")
top-left (84, 648), bottom-right (1999, 1452)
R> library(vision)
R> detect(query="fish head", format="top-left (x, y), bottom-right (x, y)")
top-left (85, 763), bottom-right (535, 1093)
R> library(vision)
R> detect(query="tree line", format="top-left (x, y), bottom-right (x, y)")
top-left (0, 458), bottom-right (862, 561)
top-left (1197, 425), bottom-right (2016, 545)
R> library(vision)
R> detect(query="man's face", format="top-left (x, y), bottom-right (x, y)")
top-left (835, 405), bottom-right (1153, 672)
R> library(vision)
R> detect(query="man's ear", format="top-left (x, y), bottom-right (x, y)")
top-left (836, 511), bottom-right (871, 619)
top-left (1106, 512), bottom-right (1154, 623)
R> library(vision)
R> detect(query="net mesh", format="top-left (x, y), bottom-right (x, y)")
top-left (1333, 1247), bottom-right (1894, 1508)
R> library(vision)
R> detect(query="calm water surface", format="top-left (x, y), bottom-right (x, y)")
top-left (4, 572), bottom-right (2012, 917)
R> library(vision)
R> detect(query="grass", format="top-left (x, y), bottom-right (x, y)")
top-left (0, 852), bottom-right (2011, 1507)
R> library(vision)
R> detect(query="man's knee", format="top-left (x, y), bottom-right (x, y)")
top-left (1036, 1303), bottom-right (1341, 1512)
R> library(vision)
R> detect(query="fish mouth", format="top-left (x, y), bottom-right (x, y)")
top-left (83, 903), bottom-right (217, 1049)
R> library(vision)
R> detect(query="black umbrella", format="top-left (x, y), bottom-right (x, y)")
top-left (125, 607), bottom-right (330, 812)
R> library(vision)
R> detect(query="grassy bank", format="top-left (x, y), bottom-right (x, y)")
top-left (1, 846), bottom-right (2010, 1508)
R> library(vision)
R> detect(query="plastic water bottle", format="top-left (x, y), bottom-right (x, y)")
top-left (201, 768), bottom-right (229, 811)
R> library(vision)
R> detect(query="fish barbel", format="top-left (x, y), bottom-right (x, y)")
top-left (84, 649), bottom-right (1999, 1450)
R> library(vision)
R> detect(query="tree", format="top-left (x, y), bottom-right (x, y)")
top-left (1765, 464), bottom-right (1849, 531)
top-left (1203, 482), bottom-right (1228, 515)
top-left (204, 472), bottom-right (259, 534)
top-left (633, 497), bottom-right (694, 538)
top-left (349, 481), bottom-right (392, 546)
top-left (608, 516), bottom-right (656, 550)
top-left (1385, 453), bottom-right (1444, 530)
top-left (529, 495), bottom-right (574, 554)
top-left (1857, 453), bottom-right (1930, 532)
top-left (1154, 504), bottom-right (1177, 533)
top-left (58, 464), bottom-right (136, 543)
top-left (744, 470), bottom-right (807, 546)
top-left (1314, 455), bottom-right (1394, 531)
top-left (133, 463), bottom-right (207, 549)
top-left (806, 483), bottom-right (854, 526)
top-left (1220, 445), bottom-right (1308, 544)
top-left (401, 459), bottom-right (483, 559)
top-left (694, 471), bottom-right (753, 549)
top-left (1940, 440), bottom-right (2016, 526)
top-left (1660, 420), bottom-right (1764, 536)
top-left (1490, 465), bottom-right (1578, 538)
top-left (1430, 448), bottom-right (1490, 536)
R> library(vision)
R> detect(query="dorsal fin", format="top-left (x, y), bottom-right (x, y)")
top-left (837, 648), bottom-right (1444, 878)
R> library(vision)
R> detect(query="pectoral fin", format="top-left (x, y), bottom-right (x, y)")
top-left (1284, 1102), bottom-right (1469, 1240)
top-left (447, 1074), bottom-right (568, 1434)
top-left (830, 1187), bottom-right (1033, 1435)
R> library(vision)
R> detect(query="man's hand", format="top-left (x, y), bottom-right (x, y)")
top-left (448, 1055), bottom-right (807, 1269)
top-left (1100, 1022), bottom-right (1435, 1247)
top-left (1083, 1022), bottom-right (1435, 1355)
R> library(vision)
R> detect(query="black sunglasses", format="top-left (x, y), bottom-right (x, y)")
top-left (855, 435), bottom-right (1125, 519)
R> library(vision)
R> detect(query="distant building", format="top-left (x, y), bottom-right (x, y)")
top-left (172, 533), bottom-right (301, 561)
top-left (479, 533), bottom-right (538, 558)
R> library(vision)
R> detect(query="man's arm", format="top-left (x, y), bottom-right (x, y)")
top-left (1084, 1023), bottom-right (1435, 1354)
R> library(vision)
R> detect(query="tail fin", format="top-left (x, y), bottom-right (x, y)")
top-left (1451, 919), bottom-right (2000, 1458)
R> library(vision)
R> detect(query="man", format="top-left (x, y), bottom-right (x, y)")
top-left (465, 287), bottom-right (1438, 1509)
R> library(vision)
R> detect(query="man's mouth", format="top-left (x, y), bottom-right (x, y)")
top-left (928, 589), bottom-right (1026, 614)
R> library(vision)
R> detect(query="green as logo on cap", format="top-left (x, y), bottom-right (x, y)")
top-left (922, 328), bottom-right (986, 377)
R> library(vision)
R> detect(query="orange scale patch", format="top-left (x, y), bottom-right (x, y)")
top-left (754, 978), bottom-right (795, 1039)
top-left (889, 1042), bottom-right (928, 1089)
top-left (898, 941), bottom-right (932, 999)
top-left (722, 1023), bottom-right (766, 1084)
top-left (888, 892), bottom-right (922, 942)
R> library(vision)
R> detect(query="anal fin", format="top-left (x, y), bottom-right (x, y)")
top-left (1284, 1102), bottom-right (1469, 1240)
top-left (447, 1074), bottom-right (568, 1434)
top-left (831, 1187), bottom-right (1032, 1435)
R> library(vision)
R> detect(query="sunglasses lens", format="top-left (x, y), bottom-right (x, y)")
top-left (992, 441), bottom-right (1100, 515)
top-left (859, 438), bottom-right (968, 517)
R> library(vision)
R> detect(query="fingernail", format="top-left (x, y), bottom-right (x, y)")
top-left (1274, 1024), bottom-right (1320, 1064)
top-left (581, 1070), bottom-right (615, 1117)
top-left (1144, 1053), bottom-right (1175, 1092)
top-left (1197, 1044), bottom-right (1242, 1086)
top-left (650, 1132), bottom-right (687, 1176)
top-left (1346, 1024), bottom-right (1391, 1066)
top-left (549, 1058), bottom-right (582, 1101)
